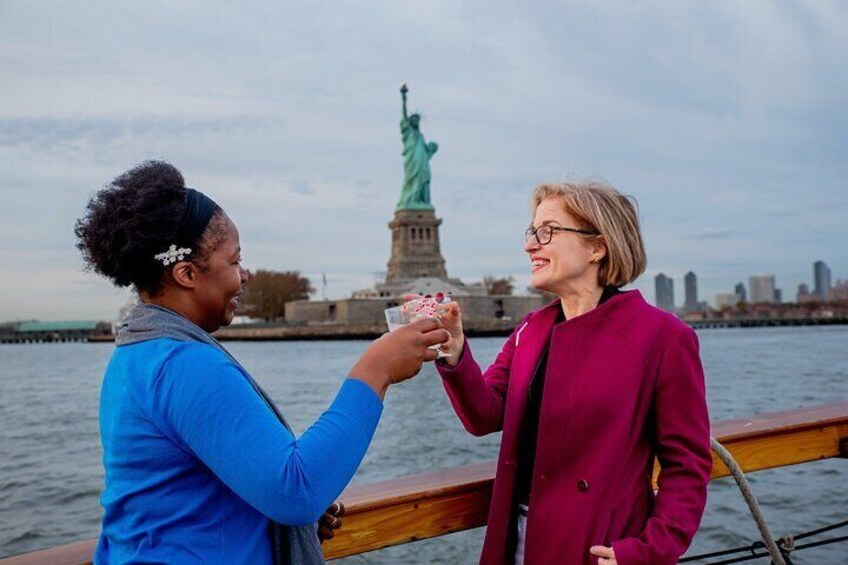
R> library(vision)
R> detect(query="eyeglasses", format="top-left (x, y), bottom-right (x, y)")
top-left (524, 225), bottom-right (598, 245)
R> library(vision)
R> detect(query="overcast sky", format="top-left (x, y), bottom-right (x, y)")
top-left (1, 1), bottom-right (846, 321)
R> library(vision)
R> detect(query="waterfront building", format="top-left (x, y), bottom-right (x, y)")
top-left (654, 273), bottom-right (675, 312)
top-left (684, 271), bottom-right (699, 313)
top-left (734, 282), bottom-right (747, 303)
top-left (749, 275), bottom-right (776, 304)
top-left (715, 293), bottom-right (741, 309)
top-left (813, 260), bottom-right (832, 301)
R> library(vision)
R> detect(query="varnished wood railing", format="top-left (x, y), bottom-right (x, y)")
top-left (4, 401), bottom-right (847, 564)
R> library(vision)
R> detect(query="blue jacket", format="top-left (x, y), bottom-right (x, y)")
top-left (95, 338), bottom-right (382, 564)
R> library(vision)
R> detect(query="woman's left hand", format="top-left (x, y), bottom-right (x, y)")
top-left (589, 545), bottom-right (617, 565)
top-left (318, 502), bottom-right (345, 543)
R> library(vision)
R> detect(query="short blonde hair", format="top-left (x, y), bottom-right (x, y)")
top-left (530, 180), bottom-right (646, 287)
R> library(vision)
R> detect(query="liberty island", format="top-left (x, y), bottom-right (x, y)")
top-left (284, 84), bottom-right (544, 328)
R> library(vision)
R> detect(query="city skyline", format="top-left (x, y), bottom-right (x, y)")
top-left (3, 253), bottom-right (845, 323)
top-left (653, 259), bottom-right (844, 312)
top-left (1, 3), bottom-right (846, 321)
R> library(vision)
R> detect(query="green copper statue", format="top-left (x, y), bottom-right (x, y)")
top-left (397, 83), bottom-right (438, 210)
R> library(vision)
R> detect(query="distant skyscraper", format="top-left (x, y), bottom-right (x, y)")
top-left (735, 282), bottom-right (747, 302)
top-left (749, 275), bottom-right (776, 304)
top-left (655, 273), bottom-right (675, 312)
top-left (773, 288), bottom-right (782, 303)
top-left (684, 271), bottom-right (698, 313)
top-left (813, 260), bottom-right (832, 301)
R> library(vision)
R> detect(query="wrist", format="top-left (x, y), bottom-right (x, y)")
top-left (444, 335), bottom-right (465, 366)
top-left (349, 361), bottom-right (390, 401)
top-left (452, 334), bottom-right (466, 354)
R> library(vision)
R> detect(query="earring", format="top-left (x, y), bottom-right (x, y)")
top-left (591, 254), bottom-right (601, 264)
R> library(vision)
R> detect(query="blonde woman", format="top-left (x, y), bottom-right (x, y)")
top-left (436, 181), bottom-right (712, 564)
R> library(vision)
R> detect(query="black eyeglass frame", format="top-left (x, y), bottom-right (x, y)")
top-left (524, 225), bottom-right (599, 245)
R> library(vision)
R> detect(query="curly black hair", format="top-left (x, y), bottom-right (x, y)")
top-left (75, 161), bottom-right (224, 295)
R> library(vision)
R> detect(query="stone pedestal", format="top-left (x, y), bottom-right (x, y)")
top-left (385, 209), bottom-right (447, 284)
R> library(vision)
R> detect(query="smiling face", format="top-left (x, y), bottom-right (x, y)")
top-left (192, 215), bottom-right (249, 332)
top-left (524, 197), bottom-right (605, 297)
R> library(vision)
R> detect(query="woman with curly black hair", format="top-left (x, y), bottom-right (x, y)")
top-left (76, 161), bottom-right (448, 565)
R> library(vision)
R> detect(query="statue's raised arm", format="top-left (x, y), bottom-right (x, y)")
top-left (396, 84), bottom-right (436, 211)
top-left (401, 82), bottom-right (409, 120)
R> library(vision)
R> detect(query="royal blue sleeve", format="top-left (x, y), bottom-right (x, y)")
top-left (148, 343), bottom-right (383, 526)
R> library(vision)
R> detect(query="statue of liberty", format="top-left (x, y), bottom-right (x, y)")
top-left (397, 83), bottom-right (438, 210)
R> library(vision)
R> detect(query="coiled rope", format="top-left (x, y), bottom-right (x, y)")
top-left (704, 437), bottom-right (787, 565)
top-left (679, 436), bottom-right (848, 563)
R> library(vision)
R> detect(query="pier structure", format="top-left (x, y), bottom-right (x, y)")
top-left (0, 321), bottom-right (112, 344)
top-left (687, 315), bottom-right (848, 329)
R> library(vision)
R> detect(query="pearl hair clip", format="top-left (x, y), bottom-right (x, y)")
top-left (154, 244), bottom-right (192, 266)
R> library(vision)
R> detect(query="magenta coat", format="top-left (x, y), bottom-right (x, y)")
top-left (437, 290), bottom-right (712, 565)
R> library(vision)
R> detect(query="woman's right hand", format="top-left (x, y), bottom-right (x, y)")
top-left (349, 318), bottom-right (449, 400)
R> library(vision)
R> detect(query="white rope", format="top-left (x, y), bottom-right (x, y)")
top-left (710, 436), bottom-right (787, 565)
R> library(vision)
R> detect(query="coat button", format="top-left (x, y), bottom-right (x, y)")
top-left (577, 479), bottom-right (590, 492)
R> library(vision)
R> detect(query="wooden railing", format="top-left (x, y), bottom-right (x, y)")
top-left (3, 401), bottom-right (847, 564)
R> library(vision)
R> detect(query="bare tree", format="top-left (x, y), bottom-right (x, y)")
top-left (239, 270), bottom-right (314, 321)
top-left (483, 275), bottom-right (515, 296)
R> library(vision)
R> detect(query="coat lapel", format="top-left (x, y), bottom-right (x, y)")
top-left (504, 301), bottom-right (561, 434)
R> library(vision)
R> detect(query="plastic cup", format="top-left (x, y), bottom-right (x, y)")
top-left (384, 296), bottom-right (451, 358)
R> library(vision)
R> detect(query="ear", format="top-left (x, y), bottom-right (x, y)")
top-left (591, 236), bottom-right (608, 261)
top-left (169, 261), bottom-right (199, 290)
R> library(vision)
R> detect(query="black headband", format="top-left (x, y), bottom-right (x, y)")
top-left (176, 188), bottom-right (219, 250)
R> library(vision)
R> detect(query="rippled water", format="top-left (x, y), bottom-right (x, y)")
top-left (1, 326), bottom-right (847, 563)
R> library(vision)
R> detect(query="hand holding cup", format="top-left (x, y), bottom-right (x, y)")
top-left (402, 293), bottom-right (464, 366)
top-left (349, 318), bottom-right (450, 399)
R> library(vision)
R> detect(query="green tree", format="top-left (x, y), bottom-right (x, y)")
top-left (239, 270), bottom-right (314, 321)
top-left (483, 275), bottom-right (515, 296)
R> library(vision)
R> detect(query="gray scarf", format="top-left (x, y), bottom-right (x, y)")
top-left (116, 302), bottom-right (324, 565)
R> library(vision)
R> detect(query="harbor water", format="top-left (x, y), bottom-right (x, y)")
top-left (1, 326), bottom-right (846, 562)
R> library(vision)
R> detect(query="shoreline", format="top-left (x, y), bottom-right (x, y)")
top-left (90, 316), bottom-right (848, 343)
top-left (3, 316), bottom-right (847, 344)
top-left (686, 316), bottom-right (848, 330)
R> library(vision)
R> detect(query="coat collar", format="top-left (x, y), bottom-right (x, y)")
top-left (508, 290), bottom-right (647, 402)
top-left (526, 289), bottom-right (646, 339)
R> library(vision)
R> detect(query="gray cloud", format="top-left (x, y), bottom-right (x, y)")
top-left (0, 115), bottom-right (283, 150)
top-left (688, 229), bottom-right (736, 241)
top-left (0, 1), bottom-right (846, 319)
